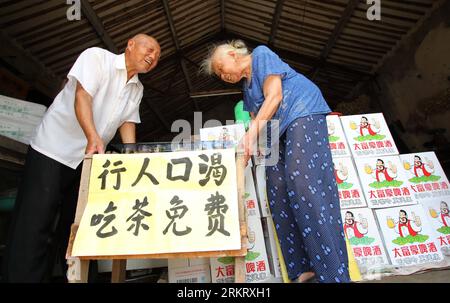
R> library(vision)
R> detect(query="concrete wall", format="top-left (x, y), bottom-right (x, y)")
top-left (369, 1), bottom-right (450, 153)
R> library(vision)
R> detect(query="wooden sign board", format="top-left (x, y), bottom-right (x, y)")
top-left (66, 149), bottom-right (247, 282)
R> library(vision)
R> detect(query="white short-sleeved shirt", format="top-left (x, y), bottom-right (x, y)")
top-left (31, 47), bottom-right (143, 169)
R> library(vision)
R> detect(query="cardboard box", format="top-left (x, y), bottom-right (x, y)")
top-left (210, 215), bottom-right (271, 283)
top-left (168, 258), bottom-right (211, 283)
top-left (244, 165), bottom-right (262, 218)
top-left (326, 114), bottom-right (351, 158)
top-left (263, 216), bottom-right (282, 278)
top-left (254, 165), bottom-right (271, 217)
top-left (0, 118), bottom-right (37, 144)
top-left (355, 155), bottom-right (417, 209)
top-left (419, 198), bottom-right (450, 254)
top-left (0, 95), bottom-right (46, 144)
top-left (340, 113), bottom-right (399, 158)
top-left (375, 205), bottom-right (444, 268)
top-left (0, 94), bottom-right (46, 120)
top-left (333, 157), bottom-right (368, 209)
top-left (340, 207), bottom-right (390, 274)
top-left (399, 152), bottom-right (450, 201)
top-left (98, 259), bottom-right (168, 273)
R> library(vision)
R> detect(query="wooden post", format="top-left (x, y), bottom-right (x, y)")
top-left (234, 257), bottom-right (246, 283)
top-left (111, 260), bottom-right (127, 283)
top-left (235, 152), bottom-right (247, 283)
top-left (66, 156), bottom-right (92, 283)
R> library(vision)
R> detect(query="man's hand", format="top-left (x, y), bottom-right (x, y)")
top-left (85, 133), bottom-right (105, 155)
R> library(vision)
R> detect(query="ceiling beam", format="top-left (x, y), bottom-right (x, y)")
top-left (81, 0), bottom-right (118, 53)
top-left (161, 0), bottom-right (199, 111)
top-left (309, 0), bottom-right (359, 80)
top-left (180, 61), bottom-right (194, 94)
top-left (225, 31), bottom-right (372, 78)
top-left (142, 97), bottom-right (171, 131)
top-left (161, 0), bottom-right (181, 50)
top-left (0, 30), bottom-right (61, 98)
top-left (190, 89), bottom-right (242, 98)
top-left (268, 0), bottom-right (286, 47)
top-left (165, 64), bottom-right (180, 94)
top-left (140, 33), bottom-right (217, 84)
top-left (138, 96), bottom-right (236, 142)
top-left (145, 84), bottom-right (165, 96)
top-left (221, 0), bottom-right (225, 31)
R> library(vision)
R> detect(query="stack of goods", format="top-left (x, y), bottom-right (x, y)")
top-left (329, 113), bottom-right (450, 279)
top-left (0, 94), bottom-right (46, 144)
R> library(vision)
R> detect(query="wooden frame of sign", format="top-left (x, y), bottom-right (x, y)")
top-left (65, 152), bottom-right (248, 283)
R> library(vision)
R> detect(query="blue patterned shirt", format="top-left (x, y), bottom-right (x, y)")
top-left (243, 46), bottom-right (331, 137)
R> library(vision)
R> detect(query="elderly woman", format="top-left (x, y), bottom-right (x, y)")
top-left (201, 40), bottom-right (350, 283)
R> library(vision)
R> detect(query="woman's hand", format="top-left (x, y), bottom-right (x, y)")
top-left (239, 75), bottom-right (283, 167)
top-left (240, 129), bottom-right (258, 167)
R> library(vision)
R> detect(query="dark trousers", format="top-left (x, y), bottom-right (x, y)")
top-left (266, 115), bottom-right (350, 283)
top-left (2, 146), bottom-right (82, 282)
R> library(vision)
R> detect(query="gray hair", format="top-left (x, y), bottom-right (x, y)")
top-left (200, 40), bottom-right (249, 75)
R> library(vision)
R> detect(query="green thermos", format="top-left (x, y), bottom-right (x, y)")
top-left (234, 100), bottom-right (251, 130)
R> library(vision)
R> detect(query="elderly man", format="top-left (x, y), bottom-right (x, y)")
top-left (3, 34), bottom-right (161, 282)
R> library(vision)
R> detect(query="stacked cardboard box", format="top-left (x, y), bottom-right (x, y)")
top-left (167, 113), bottom-right (450, 282)
top-left (168, 258), bottom-right (211, 283)
top-left (328, 113), bottom-right (450, 279)
top-left (254, 165), bottom-right (283, 280)
top-left (198, 124), bottom-right (283, 283)
top-left (328, 114), bottom-right (392, 276)
top-left (210, 165), bottom-right (272, 283)
top-left (0, 94), bottom-right (46, 144)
